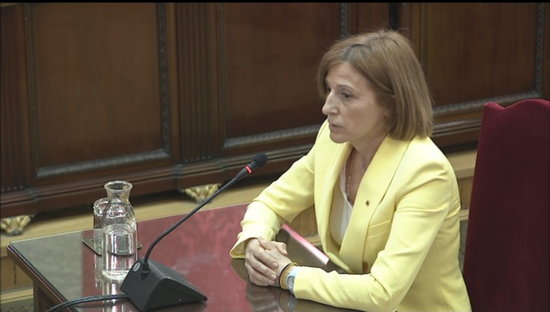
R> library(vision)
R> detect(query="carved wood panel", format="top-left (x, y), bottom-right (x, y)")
top-left (1, 5), bottom-right (32, 196)
top-left (220, 3), bottom-right (338, 139)
top-left (27, 3), bottom-right (176, 178)
top-left (400, 2), bottom-right (548, 149)
top-left (1, 3), bottom-right (181, 216)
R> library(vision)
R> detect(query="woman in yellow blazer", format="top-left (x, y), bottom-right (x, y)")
top-left (230, 29), bottom-right (471, 312)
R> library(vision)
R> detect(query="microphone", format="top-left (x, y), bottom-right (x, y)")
top-left (235, 152), bottom-right (268, 181)
top-left (120, 153), bottom-right (268, 311)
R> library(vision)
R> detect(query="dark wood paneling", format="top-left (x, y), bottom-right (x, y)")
top-left (220, 3), bottom-right (340, 150)
top-left (400, 3), bottom-right (548, 149)
top-left (422, 3), bottom-right (539, 105)
top-left (544, 3), bottom-right (550, 98)
top-left (176, 3), bottom-right (221, 163)
top-left (1, 4), bottom-right (32, 195)
top-left (349, 3), bottom-right (390, 33)
top-left (1, 3), bottom-right (182, 216)
top-left (2, 3), bottom-right (548, 218)
top-left (27, 3), bottom-right (172, 176)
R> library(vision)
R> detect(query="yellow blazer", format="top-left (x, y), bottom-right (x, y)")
top-left (230, 121), bottom-right (471, 312)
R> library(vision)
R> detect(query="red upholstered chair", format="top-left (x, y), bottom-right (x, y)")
top-left (463, 98), bottom-right (550, 312)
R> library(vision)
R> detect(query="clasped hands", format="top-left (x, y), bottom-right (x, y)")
top-left (244, 237), bottom-right (292, 287)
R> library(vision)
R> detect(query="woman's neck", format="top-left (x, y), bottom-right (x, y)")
top-left (345, 134), bottom-right (386, 204)
top-left (351, 133), bottom-right (386, 165)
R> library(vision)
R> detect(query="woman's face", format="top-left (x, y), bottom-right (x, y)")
top-left (322, 62), bottom-right (390, 145)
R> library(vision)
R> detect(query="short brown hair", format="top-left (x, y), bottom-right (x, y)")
top-left (317, 29), bottom-right (433, 140)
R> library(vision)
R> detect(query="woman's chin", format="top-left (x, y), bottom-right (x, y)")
top-left (329, 133), bottom-right (347, 144)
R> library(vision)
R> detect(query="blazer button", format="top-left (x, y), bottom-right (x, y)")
top-left (366, 200), bottom-right (370, 206)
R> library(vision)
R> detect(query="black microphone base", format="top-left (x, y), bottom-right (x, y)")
top-left (120, 258), bottom-right (207, 311)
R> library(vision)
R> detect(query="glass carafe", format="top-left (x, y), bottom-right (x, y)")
top-left (101, 180), bottom-right (137, 281)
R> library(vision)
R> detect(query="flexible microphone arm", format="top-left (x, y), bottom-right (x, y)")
top-left (121, 153), bottom-right (268, 311)
top-left (141, 152), bottom-right (268, 272)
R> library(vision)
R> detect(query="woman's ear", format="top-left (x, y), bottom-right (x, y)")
top-left (383, 103), bottom-right (392, 119)
top-left (384, 108), bottom-right (391, 119)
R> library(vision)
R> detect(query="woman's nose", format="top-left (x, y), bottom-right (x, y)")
top-left (322, 94), bottom-right (336, 116)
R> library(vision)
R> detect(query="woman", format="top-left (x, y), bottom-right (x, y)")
top-left (230, 29), bottom-right (471, 312)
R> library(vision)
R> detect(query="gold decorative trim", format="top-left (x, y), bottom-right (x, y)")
top-left (1, 215), bottom-right (34, 236)
top-left (181, 183), bottom-right (221, 202)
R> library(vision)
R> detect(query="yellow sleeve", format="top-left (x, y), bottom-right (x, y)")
top-left (229, 202), bottom-right (284, 258)
top-left (229, 123), bottom-right (322, 258)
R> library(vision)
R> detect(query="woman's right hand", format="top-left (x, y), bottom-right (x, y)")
top-left (244, 237), bottom-right (289, 287)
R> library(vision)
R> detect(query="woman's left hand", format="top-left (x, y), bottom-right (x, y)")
top-left (244, 237), bottom-right (292, 287)
top-left (260, 242), bottom-right (292, 284)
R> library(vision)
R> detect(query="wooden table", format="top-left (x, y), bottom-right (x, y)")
top-left (8, 204), bottom-right (358, 312)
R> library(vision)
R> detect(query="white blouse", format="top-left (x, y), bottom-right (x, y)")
top-left (329, 167), bottom-right (354, 245)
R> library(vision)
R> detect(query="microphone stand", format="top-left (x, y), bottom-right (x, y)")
top-left (120, 154), bottom-right (267, 311)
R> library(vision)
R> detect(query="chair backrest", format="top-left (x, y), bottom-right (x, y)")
top-left (463, 98), bottom-right (549, 312)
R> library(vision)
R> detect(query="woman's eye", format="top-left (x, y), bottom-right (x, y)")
top-left (341, 92), bottom-right (352, 99)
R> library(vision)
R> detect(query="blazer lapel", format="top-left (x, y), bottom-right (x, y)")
top-left (339, 136), bottom-right (410, 273)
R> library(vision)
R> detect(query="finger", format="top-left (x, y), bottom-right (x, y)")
top-left (245, 261), bottom-right (277, 286)
top-left (247, 270), bottom-right (272, 286)
top-left (245, 251), bottom-right (278, 280)
top-left (254, 248), bottom-right (280, 270)
top-left (258, 238), bottom-right (288, 256)
top-left (249, 243), bottom-right (280, 269)
top-left (246, 239), bottom-right (277, 269)
top-left (273, 241), bottom-right (288, 255)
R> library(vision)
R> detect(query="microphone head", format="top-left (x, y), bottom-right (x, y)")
top-left (252, 153), bottom-right (268, 168)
